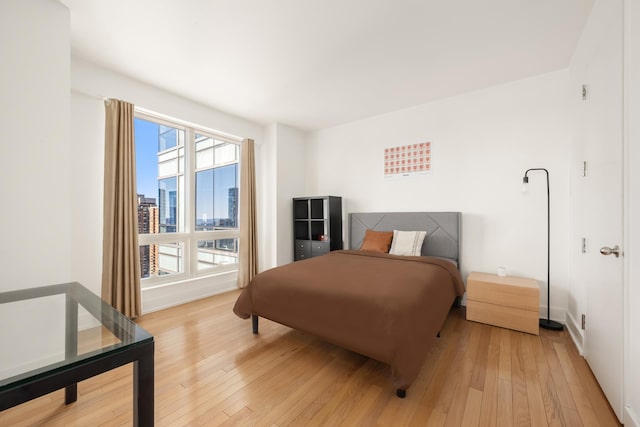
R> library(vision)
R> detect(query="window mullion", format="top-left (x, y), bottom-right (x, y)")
top-left (186, 127), bottom-right (197, 276)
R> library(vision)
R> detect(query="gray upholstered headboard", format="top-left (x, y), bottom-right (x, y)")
top-left (349, 212), bottom-right (461, 266)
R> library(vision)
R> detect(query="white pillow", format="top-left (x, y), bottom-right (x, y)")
top-left (389, 230), bottom-right (427, 256)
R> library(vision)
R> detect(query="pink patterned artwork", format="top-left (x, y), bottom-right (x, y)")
top-left (384, 142), bottom-right (432, 178)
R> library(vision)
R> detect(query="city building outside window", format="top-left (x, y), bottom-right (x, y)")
top-left (135, 112), bottom-right (240, 288)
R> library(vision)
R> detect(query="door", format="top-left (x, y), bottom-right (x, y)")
top-left (580, 0), bottom-right (624, 421)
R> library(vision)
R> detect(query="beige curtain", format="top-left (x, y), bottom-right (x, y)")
top-left (238, 138), bottom-right (258, 288)
top-left (102, 99), bottom-right (142, 318)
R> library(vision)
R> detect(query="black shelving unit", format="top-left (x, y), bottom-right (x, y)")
top-left (293, 196), bottom-right (342, 261)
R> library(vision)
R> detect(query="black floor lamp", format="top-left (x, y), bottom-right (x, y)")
top-left (522, 168), bottom-right (564, 331)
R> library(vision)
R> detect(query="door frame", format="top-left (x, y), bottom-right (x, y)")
top-left (623, 0), bottom-right (639, 425)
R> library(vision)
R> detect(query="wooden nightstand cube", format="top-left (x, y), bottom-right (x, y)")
top-left (466, 271), bottom-right (540, 335)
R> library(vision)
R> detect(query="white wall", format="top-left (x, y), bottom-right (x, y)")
top-left (0, 0), bottom-right (71, 291)
top-left (70, 91), bottom-right (104, 292)
top-left (306, 70), bottom-right (571, 322)
top-left (258, 123), bottom-right (307, 269)
top-left (275, 124), bottom-right (307, 266)
top-left (259, 124), bottom-right (278, 271)
top-left (70, 57), bottom-right (266, 311)
top-left (0, 294), bottom-right (66, 379)
top-left (624, 0), bottom-right (640, 424)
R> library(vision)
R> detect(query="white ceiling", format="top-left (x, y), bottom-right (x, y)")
top-left (60, 0), bottom-right (594, 131)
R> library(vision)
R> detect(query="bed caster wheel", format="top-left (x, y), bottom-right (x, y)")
top-left (396, 389), bottom-right (406, 398)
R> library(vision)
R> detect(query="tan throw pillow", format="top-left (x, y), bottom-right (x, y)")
top-left (360, 230), bottom-right (394, 253)
top-left (389, 230), bottom-right (427, 256)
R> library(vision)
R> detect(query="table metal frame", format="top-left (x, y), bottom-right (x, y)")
top-left (0, 283), bottom-right (154, 426)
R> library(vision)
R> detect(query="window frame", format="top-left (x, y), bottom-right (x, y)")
top-left (135, 110), bottom-right (242, 288)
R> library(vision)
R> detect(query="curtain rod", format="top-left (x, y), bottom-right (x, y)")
top-left (72, 89), bottom-right (245, 143)
top-left (136, 107), bottom-right (244, 143)
top-left (71, 88), bottom-right (110, 101)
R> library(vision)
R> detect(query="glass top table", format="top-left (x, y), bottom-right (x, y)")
top-left (0, 282), bottom-right (154, 426)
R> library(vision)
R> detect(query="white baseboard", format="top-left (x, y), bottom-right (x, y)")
top-left (626, 406), bottom-right (640, 427)
top-left (141, 271), bottom-right (238, 314)
top-left (78, 309), bottom-right (102, 330)
top-left (565, 311), bottom-right (584, 355)
top-left (0, 354), bottom-right (62, 380)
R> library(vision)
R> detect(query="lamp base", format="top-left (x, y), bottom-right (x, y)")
top-left (539, 318), bottom-right (564, 331)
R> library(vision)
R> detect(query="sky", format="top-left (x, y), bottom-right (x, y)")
top-left (134, 118), bottom-right (160, 199)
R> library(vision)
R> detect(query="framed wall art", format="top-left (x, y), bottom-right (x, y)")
top-left (384, 141), bottom-right (431, 178)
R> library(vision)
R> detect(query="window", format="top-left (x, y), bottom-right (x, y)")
top-left (135, 113), bottom-right (240, 287)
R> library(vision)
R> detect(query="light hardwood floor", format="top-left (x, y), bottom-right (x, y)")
top-left (0, 290), bottom-right (620, 426)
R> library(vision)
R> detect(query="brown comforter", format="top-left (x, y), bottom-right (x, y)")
top-left (233, 250), bottom-right (465, 390)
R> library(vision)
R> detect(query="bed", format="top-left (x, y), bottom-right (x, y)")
top-left (233, 212), bottom-right (464, 397)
